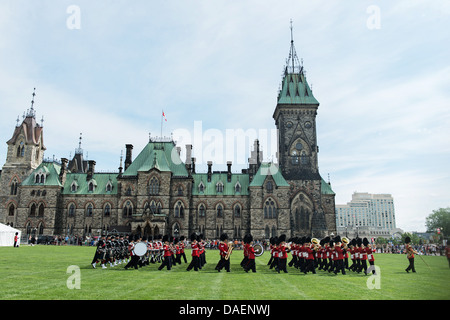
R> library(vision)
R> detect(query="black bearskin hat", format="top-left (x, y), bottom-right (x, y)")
top-left (220, 233), bottom-right (228, 241)
top-left (190, 233), bottom-right (197, 241)
top-left (162, 235), bottom-right (169, 242)
top-left (244, 234), bottom-right (253, 244)
top-left (334, 235), bottom-right (341, 243)
top-left (351, 238), bottom-right (357, 246)
top-left (405, 236), bottom-right (411, 244)
top-left (278, 234), bottom-right (286, 245)
top-left (363, 238), bottom-right (369, 246)
top-left (356, 238), bottom-right (362, 246)
top-left (180, 236), bottom-right (185, 241)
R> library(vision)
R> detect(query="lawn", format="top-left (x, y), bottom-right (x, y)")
top-left (0, 245), bottom-right (449, 300)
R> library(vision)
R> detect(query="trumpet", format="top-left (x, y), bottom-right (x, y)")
top-left (225, 242), bottom-right (233, 260)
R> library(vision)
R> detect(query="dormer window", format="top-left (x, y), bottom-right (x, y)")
top-left (71, 181), bottom-right (78, 192)
top-left (216, 181), bottom-right (224, 193)
top-left (235, 181), bottom-right (241, 193)
top-left (35, 173), bottom-right (45, 184)
top-left (198, 181), bottom-right (205, 193)
top-left (88, 179), bottom-right (97, 192)
top-left (106, 181), bottom-right (113, 192)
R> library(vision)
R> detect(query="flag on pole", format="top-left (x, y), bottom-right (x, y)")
top-left (162, 110), bottom-right (167, 122)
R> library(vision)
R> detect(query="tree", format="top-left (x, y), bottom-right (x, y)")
top-left (425, 207), bottom-right (450, 238)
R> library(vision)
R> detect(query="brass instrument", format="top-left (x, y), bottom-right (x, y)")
top-left (225, 242), bottom-right (233, 260)
top-left (253, 243), bottom-right (264, 257)
top-left (342, 237), bottom-right (350, 245)
top-left (311, 238), bottom-right (321, 250)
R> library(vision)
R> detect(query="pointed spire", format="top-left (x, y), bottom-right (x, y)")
top-left (75, 133), bottom-right (83, 155)
top-left (27, 88), bottom-right (37, 118)
top-left (286, 20), bottom-right (302, 74)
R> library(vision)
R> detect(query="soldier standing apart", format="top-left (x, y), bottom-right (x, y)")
top-left (405, 236), bottom-right (418, 273)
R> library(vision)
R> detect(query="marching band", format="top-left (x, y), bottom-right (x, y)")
top-left (91, 232), bottom-right (377, 276)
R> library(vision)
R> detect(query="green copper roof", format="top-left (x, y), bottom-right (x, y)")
top-left (277, 72), bottom-right (319, 105)
top-left (22, 161), bottom-right (62, 187)
top-left (321, 177), bottom-right (335, 195)
top-left (249, 163), bottom-right (290, 187)
top-left (62, 173), bottom-right (118, 195)
top-left (192, 173), bottom-right (249, 196)
top-left (123, 141), bottom-right (188, 177)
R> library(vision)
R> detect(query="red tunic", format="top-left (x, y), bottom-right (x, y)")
top-left (248, 246), bottom-right (256, 259)
top-left (191, 242), bottom-right (199, 257)
top-left (219, 242), bottom-right (228, 257)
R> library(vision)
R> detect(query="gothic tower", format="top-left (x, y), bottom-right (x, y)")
top-left (0, 89), bottom-right (46, 224)
top-left (273, 24), bottom-right (331, 237)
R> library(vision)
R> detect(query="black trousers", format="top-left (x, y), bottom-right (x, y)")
top-left (333, 259), bottom-right (346, 275)
top-left (187, 256), bottom-right (199, 271)
top-left (125, 255), bottom-right (139, 269)
top-left (216, 256), bottom-right (230, 272)
top-left (406, 258), bottom-right (416, 272)
top-left (278, 258), bottom-right (288, 273)
top-left (181, 252), bottom-right (187, 263)
top-left (158, 256), bottom-right (172, 270)
top-left (304, 259), bottom-right (316, 274)
top-left (245, 258), bottom-right (256, 272)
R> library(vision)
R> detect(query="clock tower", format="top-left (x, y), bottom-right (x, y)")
top-left (273, 25), bottom-right (320, 181)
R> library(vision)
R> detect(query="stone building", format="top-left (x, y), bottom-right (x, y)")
top-left (0, 33), bottom-right (336, 240)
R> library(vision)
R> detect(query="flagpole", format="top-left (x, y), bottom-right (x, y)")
top-left (161, 109), bottom-right (163, 138)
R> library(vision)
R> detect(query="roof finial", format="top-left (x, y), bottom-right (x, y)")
top-left (287, 20), bottom-right (301, 74)
top-left (27, 88), bottom-right (37, 118)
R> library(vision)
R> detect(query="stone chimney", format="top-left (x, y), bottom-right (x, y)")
top-left (227, 161), bottom-right (232, 182)
top-left (125, 144), bottom-right (133, 170)
top-left (59, 158), bottom-right (68, 186)
top-left (191, 157), bottom-right (196, 174)
top-left (87, 160), bottom-right (96, 180)
top-left (207, 161), bottom-right (212, 182)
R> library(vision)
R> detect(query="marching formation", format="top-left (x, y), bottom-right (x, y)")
top-left (90, 232), bottom-right (376, 276)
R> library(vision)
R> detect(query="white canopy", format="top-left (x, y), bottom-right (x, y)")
top-left (0, 223), bottom-right (21, 246)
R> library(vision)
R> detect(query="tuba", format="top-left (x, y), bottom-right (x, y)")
top-left (225, 242), bottom-right (233, 260)
top-left (311, 238), bottom-right (321, 250)
top-left (253, 243), bottom-right (264, 257)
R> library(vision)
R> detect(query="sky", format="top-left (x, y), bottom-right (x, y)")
top-left (0, 0), bottom-right (449, 232)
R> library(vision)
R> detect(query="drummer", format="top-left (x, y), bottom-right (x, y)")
top-left (124, 235), bottom-right (140, 270)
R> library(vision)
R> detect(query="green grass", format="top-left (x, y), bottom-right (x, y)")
top-left (0, 245), bottom-right (449, 300)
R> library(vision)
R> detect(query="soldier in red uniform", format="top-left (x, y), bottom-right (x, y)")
top-left (405, 236), bottom-right (417, 273)
top-left (241, 234), bottom-right (250, 270)
top-left (244, 234), bottom-right (256, 273)
top-left (158, 235), bottom-right (173, 271)
top-left (303, 237), bottom-right (316, 274)
top-left (332, 236), bottom-right (346, 275)
top-left (187, 233), bottom-right (200, 271)
top-left (180, 235), bottom-right (187, 263)
top-left (216, 233), bottom-right (230, 272)
top-left (277, 234), bottom-right (289, 273)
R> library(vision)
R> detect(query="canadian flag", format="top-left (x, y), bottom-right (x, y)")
top-left (162, 110), bottom-right (167, 121)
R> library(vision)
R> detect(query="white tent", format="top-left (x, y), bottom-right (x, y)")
top-left (0, 223), bottom-right (21, 247)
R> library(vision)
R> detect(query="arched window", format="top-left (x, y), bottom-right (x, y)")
top-left (149, 177), bottom-right (159, 195)
top-left (8, 204), bottom-right (15, 216)
top-left (38, 203), bottom-right (45, 217)
top-left (86, 203), bottom-right (93, 217)
top-left (198, 182), bottom-right (205, 193)
top-left (106, 182), bottom-right (112, 192)
top-left (35, 175), bottom-right (40, 184)
top-left (88, 182), bottom-right (95, 192)
top-left (174, 201), bottom-right (184, 218)
top-left (68, 203), bottom-right (75, 217)
top-left (235, 182), bottom-right (241, 193)
top-left (71, 182), bottom-right (78, 192)
top-left (38, 223), bottom-right (44, 235)
top-left (10, 180), bottom-right (18, 195)
top-left (216, 181), bottom-right (224, 193)
top-left (30, 203), bottom-right (36, 216)
top-left (266, 181), bottom-right (273, 193)
top-left (123, 201), bottom-right (133, 217)
top-left (177, 185), bottom-right (184, 196)
top-left (104, 203), bottom-right (111, 217)
top-left (234, 204), bottom-right (241, 218)
top-left (264, 198), bottom-right (277, 219)
top-left (198, 204), bottom-right (206, 217)
top-left (216, 204), bottom-right (223, 218)
top-left (40, 174), bottom-right (45, 184)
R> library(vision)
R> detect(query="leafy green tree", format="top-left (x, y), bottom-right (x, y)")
top-left (425, 207), bottom-right (450, 238)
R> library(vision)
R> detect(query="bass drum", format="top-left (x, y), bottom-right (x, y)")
top-left (253, 243), bottom-right (264, 257)
top-left (133, 242), bottom-right (147, 257)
